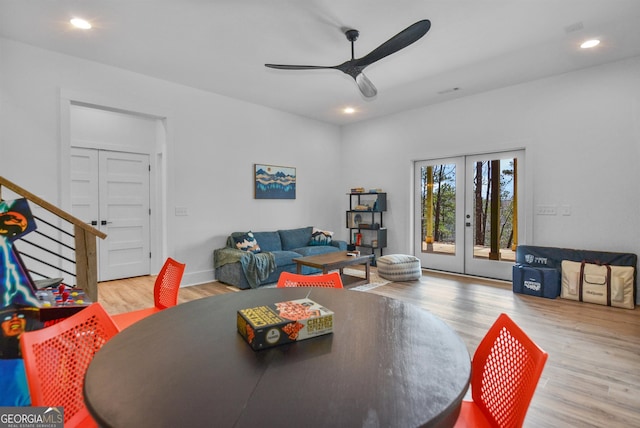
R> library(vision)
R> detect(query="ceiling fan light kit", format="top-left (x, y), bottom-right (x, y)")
top-left (265, 19), bottom-right (431, 98)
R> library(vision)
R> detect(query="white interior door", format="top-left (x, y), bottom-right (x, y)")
top-left (70, 148), bottom-right (99, 228)
top-left (71, 148), bottom-right (150, 281)
top-left (415, 150), bottom-right (524, 280)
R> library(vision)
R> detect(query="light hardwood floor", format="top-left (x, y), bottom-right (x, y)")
top-left (98, 269), bottom-right (640, 428)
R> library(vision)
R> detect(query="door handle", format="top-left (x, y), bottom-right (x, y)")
top-left (101, 220), bottom-right (113, 225)
top-left (89, 220), bottom-right (98, 226)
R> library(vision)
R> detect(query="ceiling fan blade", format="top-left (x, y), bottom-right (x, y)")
top-left (265, 20), bottom-right (429, 97)
top-left (355, 19), bottom-right (431, 67)
top-left (355, 72), bottom-right (377, 98)
top-left (265, 64), bottom-right (336, 70)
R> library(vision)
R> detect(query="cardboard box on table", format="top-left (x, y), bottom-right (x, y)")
top-left (237, 298), bottom-right (333, 351)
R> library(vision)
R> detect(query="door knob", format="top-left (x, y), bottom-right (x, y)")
top-left (89, 220), bottom-right (98, 226)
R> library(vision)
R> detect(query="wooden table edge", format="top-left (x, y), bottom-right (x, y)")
top-left (292, 252), bottom-right (374, 286)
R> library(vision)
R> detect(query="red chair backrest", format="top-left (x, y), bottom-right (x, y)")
top-left (19, 303), bottom-right (119, 426)
top-left (277, 271), bottom-right (344, 288)
top-left (154, 257), bottom-right (186, 309)
top-left (471, 313), bottom-right (548, 428)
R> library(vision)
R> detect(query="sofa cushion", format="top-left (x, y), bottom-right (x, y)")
top-left (271, 250), bottom-right (302, 267)
top-left (278, 227), bottom-right (313, 251)
top-left (309, 227), bottom-right (334, 246)
top-left (233, 232), bottom-right (261, 253)
top-left (293, 245), bottom-right (340, 257)
top-left (251, 231), bottom-right (282, 252)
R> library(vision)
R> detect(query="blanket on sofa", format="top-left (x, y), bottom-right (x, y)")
top-left (214, 247), bottom-right (276, 288)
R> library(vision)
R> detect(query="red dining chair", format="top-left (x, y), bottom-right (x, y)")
top-left (19, 303), bottom-right (120, 428)
top-left (277, 271), bottom-right (344, 288)
top-left (112, 257), bottom-right (185, 330)
top-left (454, 313), bottom-right (548, 428)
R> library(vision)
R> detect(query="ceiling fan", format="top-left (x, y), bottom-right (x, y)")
top-left (265, 19), bottom-right (431, 98)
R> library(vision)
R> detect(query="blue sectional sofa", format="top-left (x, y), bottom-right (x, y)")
top-left (214, 226), bottom-right (347, 289)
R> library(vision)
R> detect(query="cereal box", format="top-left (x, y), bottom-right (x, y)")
top-left (237, 298), bottom-right (333, 350)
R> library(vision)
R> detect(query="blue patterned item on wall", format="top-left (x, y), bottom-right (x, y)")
top-left (254, 164), bottom-right (296, 199)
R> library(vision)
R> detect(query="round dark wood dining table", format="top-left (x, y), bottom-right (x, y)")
top-left (84, 287), bottom-right (471, 428)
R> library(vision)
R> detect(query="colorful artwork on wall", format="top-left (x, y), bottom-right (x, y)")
top-left (254, 164), bottom-right (296, 200)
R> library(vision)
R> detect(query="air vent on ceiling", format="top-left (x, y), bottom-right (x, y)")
top-left (564, 22), bottom-right (584, 34)
top-left (437, 87), bottom-right (460, 95)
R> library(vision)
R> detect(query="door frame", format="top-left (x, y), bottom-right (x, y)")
top-left (463, 150), bottom-right (526, 280)
top-left (58, 91), bottom-right (168, 275)
top-left (412, 149), bottom-right (531, 280)
top-left (413, 156), bottom-right (466, 273)
top-left (70, 147), bottom-right (152, 281)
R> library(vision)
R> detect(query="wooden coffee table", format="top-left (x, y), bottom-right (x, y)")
top-left (293, 251), bottom-right (374, 286)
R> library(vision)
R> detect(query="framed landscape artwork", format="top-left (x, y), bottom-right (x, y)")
top-left (254, 164), bottom-right (296, 199)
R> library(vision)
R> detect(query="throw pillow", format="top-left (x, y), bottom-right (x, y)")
top-left (309, 227), bottom-right (333, 246)
top-left (233, 232), bottom-right (261, 253)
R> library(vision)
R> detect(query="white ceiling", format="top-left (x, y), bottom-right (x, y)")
top-left (1, 0), bottom-right (640, 125)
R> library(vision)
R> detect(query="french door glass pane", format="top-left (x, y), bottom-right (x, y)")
top-left (471, 158), bottom-right (516, 262)
top-left (420, 163), bottom-right (456, 256)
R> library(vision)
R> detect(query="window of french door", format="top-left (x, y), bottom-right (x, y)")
top-left (419, 162), bottom-right (458, 255)
top-left (468, 157), bottom-right (517, 261)
top-left (414, 156), bottom-right (465, 274)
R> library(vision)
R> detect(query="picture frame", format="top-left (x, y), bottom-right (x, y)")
top-left (348, 212), bottom-right (363, 228)
top-left (254, 164), bottom-right (296, 199)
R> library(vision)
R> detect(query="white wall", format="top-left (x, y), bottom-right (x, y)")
top-left (2, 36), bottom-right (639, 288)
top-left (0, 38), bottom-right (342, 285)
top-left (341, 57), bottom-right (640, 262)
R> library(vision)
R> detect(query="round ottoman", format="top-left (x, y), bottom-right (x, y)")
top-left (376, 254), bottom-right (422, 281)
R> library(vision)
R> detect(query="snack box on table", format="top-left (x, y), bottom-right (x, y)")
top-left (237, 298), bottom-right (333, 351)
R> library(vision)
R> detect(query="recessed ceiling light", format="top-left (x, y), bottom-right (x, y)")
top-left (580, 39), bottom-right (600, 49)
top-left (70, 18), bottom-right (92, 30)
top-left (343, 107), bottom-right (356, 114)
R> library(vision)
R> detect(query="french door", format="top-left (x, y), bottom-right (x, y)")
top-left (70, 148), bottom-right (151, 281)
top-left (414, 150), bottom-right (524, 280)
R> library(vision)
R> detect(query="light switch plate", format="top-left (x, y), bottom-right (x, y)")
top-left (536, 205), bottom-right (557, 215)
